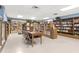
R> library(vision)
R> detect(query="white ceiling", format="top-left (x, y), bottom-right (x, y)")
top-left (4, 5), bottom-right (79, 20)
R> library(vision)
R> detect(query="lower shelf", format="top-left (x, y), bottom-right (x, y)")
top-left (58, 33), bottom-right (79, 39)
top-left (44, 34), bottom-right (57, 39)
top-left (57, 31), bottom-right (74, 35)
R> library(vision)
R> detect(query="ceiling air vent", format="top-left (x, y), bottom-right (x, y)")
top-left (53, 13), bottom-right (58, 15)
top-left (32, 6), bottom-right (39, 9)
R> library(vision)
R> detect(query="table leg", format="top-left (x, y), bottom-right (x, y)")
top-left (32, 35), bottom-right (33, 47)
top-left (40, 36), bottom-right (42, 44)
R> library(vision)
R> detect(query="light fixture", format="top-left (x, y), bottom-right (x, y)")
top-left (43, 17), bottom-right (50, 19)
top-left (46, 19), bottom-right (53, 23)
top-left (17, 15), bottom-right (23, 18)
top-left (30, 17), bottom-right (36, 20)
top-left (60, 5), bottom-right (79, 11)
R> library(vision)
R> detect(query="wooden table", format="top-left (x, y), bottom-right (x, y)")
top-left (28, 31), bottom-right (43, 47)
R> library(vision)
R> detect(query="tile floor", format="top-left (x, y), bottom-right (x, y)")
top-left (1, 33), bottom-right (79, 53)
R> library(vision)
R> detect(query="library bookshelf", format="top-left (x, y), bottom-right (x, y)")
top-left (53, 17), bottom-right (79, 39)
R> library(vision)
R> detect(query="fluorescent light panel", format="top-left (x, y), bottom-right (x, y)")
top-left (43, 17), bottom-right (50, 19)
top-left (60, 5), bottom-right (79, 11)
top-left (17, 15), bottom-right (23, 18)
top-left (30, 17), bottom-right (36, 20)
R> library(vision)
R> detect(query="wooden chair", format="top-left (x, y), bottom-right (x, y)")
top-left (23, 31), bottom-right (32, 44)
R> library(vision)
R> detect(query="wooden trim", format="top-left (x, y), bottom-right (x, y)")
top-left (0, 20), bottom-right (2, 46)
top-left (58, 33), bottom-right (79, 39)
top-left (0, 39), bottom-right (7, 52)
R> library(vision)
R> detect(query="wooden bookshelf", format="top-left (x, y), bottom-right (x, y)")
top-left (22, 20), bottom-right (57, 39)
top-left (26, 22), bottom-right (33, 32)
top-left (5, 22), bottom-right (10, 38)
top-left (22, 21), bottom-right (34, 32)
top-left (40, 21), bottom-right (57, 39)
top-left (74, 17), bottom-right (79, 35)
top-left (22, 21), bottom-right (43, 33)
top-left (0, 19), bottom-right (2, 46)
top-left (39, 22), bottom-right (45, 34)
top-left (53, 16), bottom-right (79, 39)
top-left (10, 20), bottom-right (24, 33)
top-left (0, 17), bottom-right (8, 51)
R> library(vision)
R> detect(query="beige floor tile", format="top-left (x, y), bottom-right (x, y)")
top-left (2, 33), bottom-right (79, 53)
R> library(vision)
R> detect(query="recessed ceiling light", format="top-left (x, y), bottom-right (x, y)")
top-left (17, 15), bottom-right (23, 18)
top-left (60, 5), bottom-right (79, 11)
